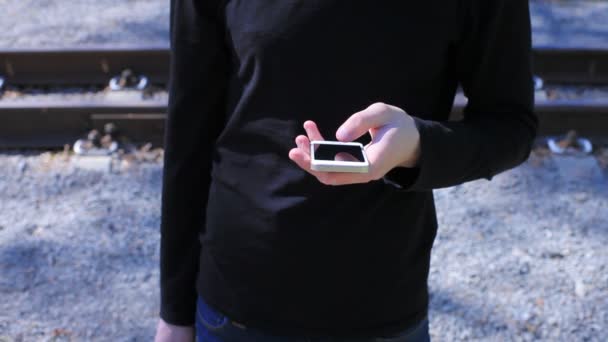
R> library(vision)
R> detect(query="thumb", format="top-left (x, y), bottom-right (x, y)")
top-left (336, 103), bottom-right (393, 142)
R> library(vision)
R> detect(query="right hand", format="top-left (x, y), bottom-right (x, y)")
top-left (154, 318), bottom-right (195, 342)
top-left (288, 105), bottom-right (421, 186)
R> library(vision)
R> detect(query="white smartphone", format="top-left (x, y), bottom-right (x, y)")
top-left (310, 140), bottom-right (369, 173)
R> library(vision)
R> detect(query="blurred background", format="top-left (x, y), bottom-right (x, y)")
top-left (0, 0), bottom-right (606, 341)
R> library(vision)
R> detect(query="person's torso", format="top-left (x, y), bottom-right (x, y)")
top-left (199, 1), bottom-right (456, 336)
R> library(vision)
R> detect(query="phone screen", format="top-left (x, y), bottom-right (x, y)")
top-left (313, 144), bottom-right (365, 162)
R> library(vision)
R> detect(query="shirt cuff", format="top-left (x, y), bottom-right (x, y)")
top-left (382, 116), bottom-right (430, 191)
top-left (160, 304), bottom-right (196, 326)
top-left (383, 166), bottom-right (421, 190)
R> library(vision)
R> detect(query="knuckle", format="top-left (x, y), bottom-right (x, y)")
top-left (369, 102), bottom-right (389, 113)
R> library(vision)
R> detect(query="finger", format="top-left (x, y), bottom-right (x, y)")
top-left (289, 147), bottom-right (323, 179)
top-left (289, 147), bottom-right (309, 169)
top-left (322, 171), bottom-right (372, 185)
top-left (334, 152), bottom-right (360, 162)
top-left (303, 120), bottom-right (325, 141)
top-left (289, 147), bottom-right (356, 186)
top-left (336, 103), bottom-right (395, 142)
top-left (290, 137), bottom-right (375, 185)
top-left (295, 135), bottom-right (310, 155)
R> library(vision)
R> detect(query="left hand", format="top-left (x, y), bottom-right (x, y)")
top-left (288, 102), bottom-right (421, 186)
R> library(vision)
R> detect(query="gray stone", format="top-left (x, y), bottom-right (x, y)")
top-left (554, 156), bottom-right (605, 184)
top-left (70, 155), bottom-right (112, 172)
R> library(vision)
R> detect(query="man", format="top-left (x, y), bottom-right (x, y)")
top-left (155, 1), bottom-right (537, 341)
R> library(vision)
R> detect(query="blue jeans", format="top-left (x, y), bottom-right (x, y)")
top-left (196, 295), bottom-right (430, 342)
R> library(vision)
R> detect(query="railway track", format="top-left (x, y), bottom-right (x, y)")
top-left (0, 100), bottom-right (166, 148)
top-left (1, 46), bottom-right (607, 148)
top-left (0, 46), bottom-right (169, 86)
top-left (532, 47), bottom-right (608, 85)
top-left (1, 46), bottom-right (607, 86)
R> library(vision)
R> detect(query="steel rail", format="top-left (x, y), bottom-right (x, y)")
top-left (1, 46), bottom-right (607, 86)
top-left (1, 97), bottom-right (606, 149)
top-left (0, 46), bottom-right (170, 86)
top-left (452, 97), bottom-right (608, 140)
top-left (0, 100), bottom-right (166, 148)
top-left (532, 47), bottom-right (608, 84)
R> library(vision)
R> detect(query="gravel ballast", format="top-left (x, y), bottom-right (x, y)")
top-left (0, 0), bottom-right (607, 49)
top-left (1, 0), bottom-right (607, 341)
top-left (0, 0), bottom-right (169, 48)
top-left (0, 147), bottom-right (606, 341)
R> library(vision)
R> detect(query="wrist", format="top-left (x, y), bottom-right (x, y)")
top-left (398, 132), bottom-right (421, 168)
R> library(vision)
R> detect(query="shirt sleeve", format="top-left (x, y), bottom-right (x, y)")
top-left (384, 0), bottom-right (538, 191)
top-left (159, 0), bottom-right (229, 326)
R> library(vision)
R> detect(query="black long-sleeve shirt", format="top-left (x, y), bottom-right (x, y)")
top-left (160, 0), bottom-right (537, 338)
